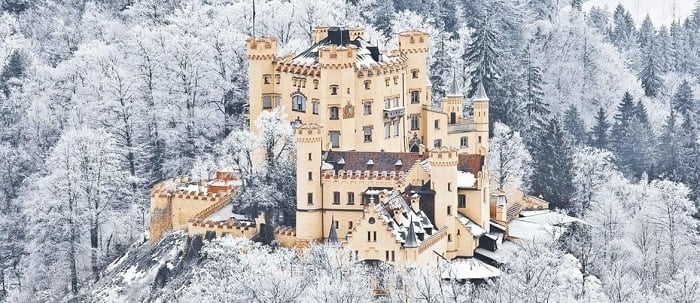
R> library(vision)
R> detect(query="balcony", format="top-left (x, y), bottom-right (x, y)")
top-left (383, 106), bottom-right (405, 119)
top-left (448, 122), bottom-right (475, 134)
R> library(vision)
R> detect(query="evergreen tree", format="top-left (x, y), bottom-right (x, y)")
top-left (611, 4), bottom-right (636, 50)
top-left (530, 117), bottom-right (576, 210)
top-left (563, 105), bottom-right (587, 145)
top-left (587, 6), bottom-right (609, 34)
top-left (0, 50), bottom-right (28, 98)
top-left (590, 107), bottom-right (611, 149)
top-left (658, 106), bottom-right (683, 179)
top-left (637, 15), bottom-right (655, 51)
top-left (639, 47), bottom-right (663, 97)
top-left (464, 17), bottom-right (501, 98)
top-left (656, 26), bottom-right (673, 72)
top-left (429, 31), bottom-right (451, 100)
top-left (672, 80), bottom-right (697, 124)
top-left (523, 45), bottom-right (549, 132)
top-left (1, 0), bottom-right (34, 14)
top-left (611, 93), bottom-right (656, 178)
top-left (570, 0), bottom-right (582, 11)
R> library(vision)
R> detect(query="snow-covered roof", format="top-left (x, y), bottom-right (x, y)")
top-left (456, 214), bottom-right (486, 237)
top-left (372, 190), bottom-right (436, 247)
top-left (441, 258), bottom-right (501, 280)
top-left (205, 204), bottom-right (249, 223)
top-left (457, 171), bottom-right (476, 188)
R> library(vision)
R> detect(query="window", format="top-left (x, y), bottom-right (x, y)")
top-left (263, 95), bottom-right (272, 109)
top-left (434, 119), bottom-right (440, 129)
top-left (385, 78), bottom-right (390, 87)
top-left (448, 234), bottom-right (452, 242)
top-left (384, 122), bottom-right (391, 138)
top-left (478, 136), bottom-right (482, 143)
top-left (434, 139), bottom-right (442, 148)
top-left (330, 107), bottom-right (340, 120)
top-left (308, 172), bottom-right (313, 181)
top-left (313, 79), bottom-right (319, 89)
top-left (448, 182), bottom-right (452, 192)
top-left (393, 97), bottom-right (399, 107)
top-left (393, 77), bottom-right (398, 85)
top-left (348, 192), bottom-right (355, 205)
top-left (373, 231), bottom-right (377, 242)
top-left (333, 191), bottom-right (340, 204)
top-left (384, 98), bottom-right (390, 109)
top-left (334, 220), bottom-right (339, 229)
top-left (393, 121), bottom-right (399, 136)
top-left (411, 115), bottom-right (419, 130)
top-left (460, 136), bottom-right (468, 147)
top-left (458, 195), bottom-right (466, 208)
top-left (307, 193), bottom-right (313, 205)
top-left (330, 85), bottom-right (338, 95)
top-left (411, 91), bottom-right (420, 104)
top-left (349, 221), bottom-right (353, 229)
top-left (363, 102), bottom-right (372, 115)
top-left (363, 127), bottom-right (372, 142)
top-left (386, 251), bottom-right (390, 261)
top-left (263, 74), bottom-right (271, 84)
top-left (312, 100), bottom-right (319, 115)
top-left (447, 206), bottom-right (452, 215)
top-left (367, 232), bottom-right (371, 242)
top-left (391, 251), bottom-right (395, 262)
top-left (364, 80), bottom-right (371, 90)
top-left (292, 94), bottom-right (306, 112)
top-left (308, 153), bottom-right (312, 161)
top-left (411, 69), bottom-right (419, 78)
top-left (330, 131), bottom-right (340, 148)
top-left (275, 74), bottom-right (280, 84)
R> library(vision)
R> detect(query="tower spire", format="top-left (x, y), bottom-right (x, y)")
top-left (448, 68), bottom-right (461, 97)
top-left (328, 217), bottom-right (338, 244)
top-left (404, 215), bottom-right (419, 248)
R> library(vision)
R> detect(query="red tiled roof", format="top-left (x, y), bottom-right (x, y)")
top-left (325, 151), bottom-right (428, 172)
top-left (458, 154), bottom-right (484, 175)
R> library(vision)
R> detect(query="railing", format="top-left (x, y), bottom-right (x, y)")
top-left (383, 106), bottom-right (405, 119)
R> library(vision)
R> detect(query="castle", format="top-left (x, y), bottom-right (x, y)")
top-left (149, 27), bottom-right (553, 278)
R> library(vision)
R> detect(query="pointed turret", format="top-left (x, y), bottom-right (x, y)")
top-left (328, 216), bottom-right (338, 244)
top-left (404, 216), bottom-right (419, 248)
top-left (472, 81), bottom-right (489, 101)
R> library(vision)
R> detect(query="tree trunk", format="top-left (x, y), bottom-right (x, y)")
top-left (91, 220), bottom-right (99, 282)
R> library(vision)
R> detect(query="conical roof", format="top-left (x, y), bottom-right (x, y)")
top-left (328, 217), bottom-right (338, 244)
top-left (404, 216), bottom-right (419, 248)
top-left (447, 70), bottom-right (462, 97)
top-left (472, 81), bottom-right (489, 101)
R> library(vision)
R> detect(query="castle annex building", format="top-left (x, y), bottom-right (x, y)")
top-left (149, 27), bottom-right (556, 279)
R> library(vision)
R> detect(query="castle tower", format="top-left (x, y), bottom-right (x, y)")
top-left (472, 82), bottom-right (490, 155)
top-left (295, 124), bottom-right (324, 241)
top-left (149, 188), bottom-right (173, 243)
top-left (442, 72), bottom-right (464, 125)
top-left (429, 147), bottom-right (459, 256)
top-left (318, 30), bottom-right (357, 149)
top-left (246, 36), bottom-right (278, 133)
top-left (398, 31), bottom-right (430, 108)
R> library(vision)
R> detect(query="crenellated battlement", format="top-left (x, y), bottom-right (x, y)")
top-left (398, 31), bottom-right (429, 54)
top-left (430, 147), bottom-right (459, 167)
top-left (322, 169), bottom-right (406, 181)
top-left (246, 36), bottom-right (278, 60)
top-left (295, 123), bottom-right (323, 143)
top-left (318, 44), bottom-right (357, 69)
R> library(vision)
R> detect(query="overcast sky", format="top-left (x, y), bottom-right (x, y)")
top-left (584, 0), bottom-right (695, 26)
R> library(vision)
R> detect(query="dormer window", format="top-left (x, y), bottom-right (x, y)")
top-left (330, 85), bottom-right (339, 95)
top-left (366, 159), bottom-right (374, 166)
top-left (411, 69), bottom-right (419, 79)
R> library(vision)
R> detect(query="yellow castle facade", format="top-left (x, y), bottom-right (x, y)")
top-left (149, 27), bottom-right (542, 275)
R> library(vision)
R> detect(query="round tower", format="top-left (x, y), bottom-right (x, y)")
top-left (472, 82), bottom-right (490, 155)
top-left (295, 123), bottom-right (324, 241)
top-left (429, 147), bottom-right (459, 255)
top-left (246, 36), bottom-right (278, 133)
top-left (149, 184), bottom-right (173, 243)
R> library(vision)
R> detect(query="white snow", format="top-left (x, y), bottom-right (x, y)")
top-left (584, 0), bottom-right (694, 26)
top-left (206, 204), bottom-right (234, 222)
top-left (442, 258), bottom-right (501, 280)
top-left (457, 171), bottom-right (476, 188)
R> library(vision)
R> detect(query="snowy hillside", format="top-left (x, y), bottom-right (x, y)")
top-left (584, 0), bottom-right (695, 25)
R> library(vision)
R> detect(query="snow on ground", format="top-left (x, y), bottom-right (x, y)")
top-left (584, 0), bottom-right (695, 26)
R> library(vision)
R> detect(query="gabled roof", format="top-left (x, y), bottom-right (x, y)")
top-left (458, 154), bottom-right (484, 176)
top-left (324, 151), bottom-right (428, 173)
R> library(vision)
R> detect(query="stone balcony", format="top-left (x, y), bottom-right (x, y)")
top-left (448, 121), bottom-right (475, 134)
top-left (383, 106), bottom-right (405, 119)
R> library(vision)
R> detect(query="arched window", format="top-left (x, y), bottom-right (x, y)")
top-left (292, 94), bottom-right (306, 112)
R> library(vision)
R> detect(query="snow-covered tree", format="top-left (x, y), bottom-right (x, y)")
top-left (489, 122), bottom-right (531, 191)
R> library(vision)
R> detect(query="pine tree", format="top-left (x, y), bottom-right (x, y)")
top-left (0, 50), bottom-right (27, 97)
top-left (464, 17), bottom-right (501, 98)
top-left (658, 107), bottom-right (683, 179)
top-left (672, 81), bottom-right (697, 125)
top-left (523, 45), bottom-right (549, 132)
top-left (656, 26), bottom-right (673, 72)
top-left (530, 117), bottom-right (576, 210)
top-left (611, 5), bottom-right (636, 50)
top-left (590, 107), bottom-right (611, 149)
top-left (639, 47), bottom-right (663, 97)
top-left (571, 0), bottom-right (582, 11)
top-left (611, 93), bottom-right (656, 178)
top-left (638, 15), bottom-right (655, 51)
top-left (563, 105), bottom-right (587, 145)
top-left (429, 31), bottom-right (451, 100)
